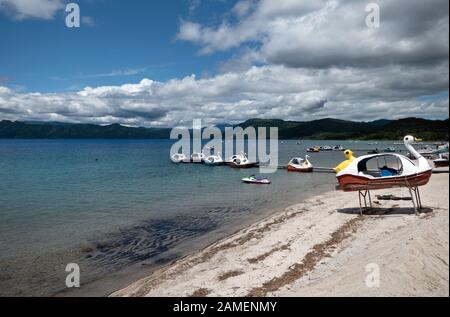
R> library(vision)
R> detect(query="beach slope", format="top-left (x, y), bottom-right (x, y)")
top-left (113, 174), bottom-right (449, 297)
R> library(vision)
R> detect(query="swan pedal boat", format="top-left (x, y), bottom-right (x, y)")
top-left (191, 152), bottom-right (206, 163)
top-left (171, 153), bottom-right (189, 163)
top-left (336, 136), bottom-right (432, 192)
top-left (227, 153), bottom-right (259, 168)
top-left (287, 155), bottom-right (313, 172)
top-left (204, 153), bottom-right (224, 166)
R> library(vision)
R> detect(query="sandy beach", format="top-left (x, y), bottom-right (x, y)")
top-left (113, 173), bottom-right (449, 297)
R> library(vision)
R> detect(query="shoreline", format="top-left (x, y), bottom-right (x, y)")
top-left (59, 182), bottom-right (335, 297)
top-left (113, 173), bottom-right (449, 297)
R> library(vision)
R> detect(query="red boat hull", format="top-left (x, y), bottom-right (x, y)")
top-left (337, 170), bottom-right (432, 192)
top-left (287, 164), bottom-right (313, 173)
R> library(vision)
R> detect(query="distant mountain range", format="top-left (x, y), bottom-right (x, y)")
top-left (0, 117), bottom-right (448, 140)
top-left (235, 117), bottom-right (449, 140)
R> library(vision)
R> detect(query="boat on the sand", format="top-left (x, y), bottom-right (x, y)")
top-left (433, 153), bottom-right (449, 168)
top-left (336, 135), bottom-right (432, 192)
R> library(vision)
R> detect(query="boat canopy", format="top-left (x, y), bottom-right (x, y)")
top-left (337, 153), bottom-right (427, 179)
top-left (356, 154), bottom-right (404, 178)
top-left (291, 158), bottom-right (305, 165)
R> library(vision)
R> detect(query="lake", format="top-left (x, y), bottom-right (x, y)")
top-left (0, 139), bottom-right (407, 296)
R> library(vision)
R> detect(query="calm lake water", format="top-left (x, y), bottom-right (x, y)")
top-left (0, 139), bottom-right (409, 296)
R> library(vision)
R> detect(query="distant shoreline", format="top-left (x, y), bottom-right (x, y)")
top-left (0, 138), bottom-right (448, 142)
top-left (1, 117), bottom-right (448, 141)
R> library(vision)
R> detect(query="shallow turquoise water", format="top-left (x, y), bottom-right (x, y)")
top-left (0, 139), bottom-right (407, 296)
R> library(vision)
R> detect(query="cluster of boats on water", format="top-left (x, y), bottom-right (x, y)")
top-left (307, 144), bottom-right (399, 154)
top-left (171, 137), bottom-right (449, 186)
top-left (306, 145), bottom-right (343, 152)
top-left (171, 151), bottom-right (259, 168)
top-left (172, 151), bottom-right (269, 183)
top-left (172, 150), bottom-right (315, 173)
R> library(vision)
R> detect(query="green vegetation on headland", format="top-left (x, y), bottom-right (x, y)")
top-left (0, 121), bottom-right (169, 139)
top-left (0, 117), bottom-right (448, 141)
top-left (237, 118), bottom-right (449, 141)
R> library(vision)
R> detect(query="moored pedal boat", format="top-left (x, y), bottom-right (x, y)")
top-left (307, 146), bottom-right (320, 153)
top-left (204, 153), bottom-right (224, 165)
top-left (191, 152), bottom-right (206, 163)
top-left (287, 155), bottom-right (313, 172)
top-left (227, 152), bottom-right (259, 168)
top-left (171, 153), bottom-right (188, 163)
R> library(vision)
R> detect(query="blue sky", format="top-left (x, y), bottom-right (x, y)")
top-left (0, 0), bottom-right (448, 126)
top-left (0, 0), bottom-right (237, 92)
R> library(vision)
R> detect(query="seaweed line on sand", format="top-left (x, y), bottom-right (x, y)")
top-left (247, 215), bottom-right (364, 297)
top-left (118, 206), bottom-right (309, 296)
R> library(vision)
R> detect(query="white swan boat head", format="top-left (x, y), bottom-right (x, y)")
top-left (336, 135), bottom-right (432, 192)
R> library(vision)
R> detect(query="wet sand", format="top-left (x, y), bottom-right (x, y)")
top-left (113, 173), bottom-right (449, 297)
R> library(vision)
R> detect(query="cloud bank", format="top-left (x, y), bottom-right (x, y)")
top-left (0, 0), bottom-right (448, 126)
top-left (1, 63), bottom-right (448, 126)
top-left (178, 0), bottom-right (449, 68)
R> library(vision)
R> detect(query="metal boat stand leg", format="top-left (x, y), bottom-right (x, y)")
top-left (358, 191), bottom-right (363, 215)
top-left (416, 187), bottom-right (423, 209)
top-left (413, 186), bottom-right (423, 210)
top-left (408, 186), bottom-right (418, 215)
top-left (358, 190), bottom-right (372, 216)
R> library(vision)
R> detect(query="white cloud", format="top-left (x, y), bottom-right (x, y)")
top-left (177, 21), bottom-right (203, 43)
top-left (0, 0), bottom-right (448, 126)
top-left (82, 66), bottom-right (151, 79)
top-left (177, 0), bottom-right (449, 68)
top-left (81, 15), bottom-right (95, 27)
top-left (1, 62), bottom-right (448, 126)
top-left (188, 0), bottom-right (201, 13)
top-left (0, 0), bottom-right (64, 20)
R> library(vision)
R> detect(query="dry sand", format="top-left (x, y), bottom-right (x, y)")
top-left (113, 173), bottom-right (449, 297)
